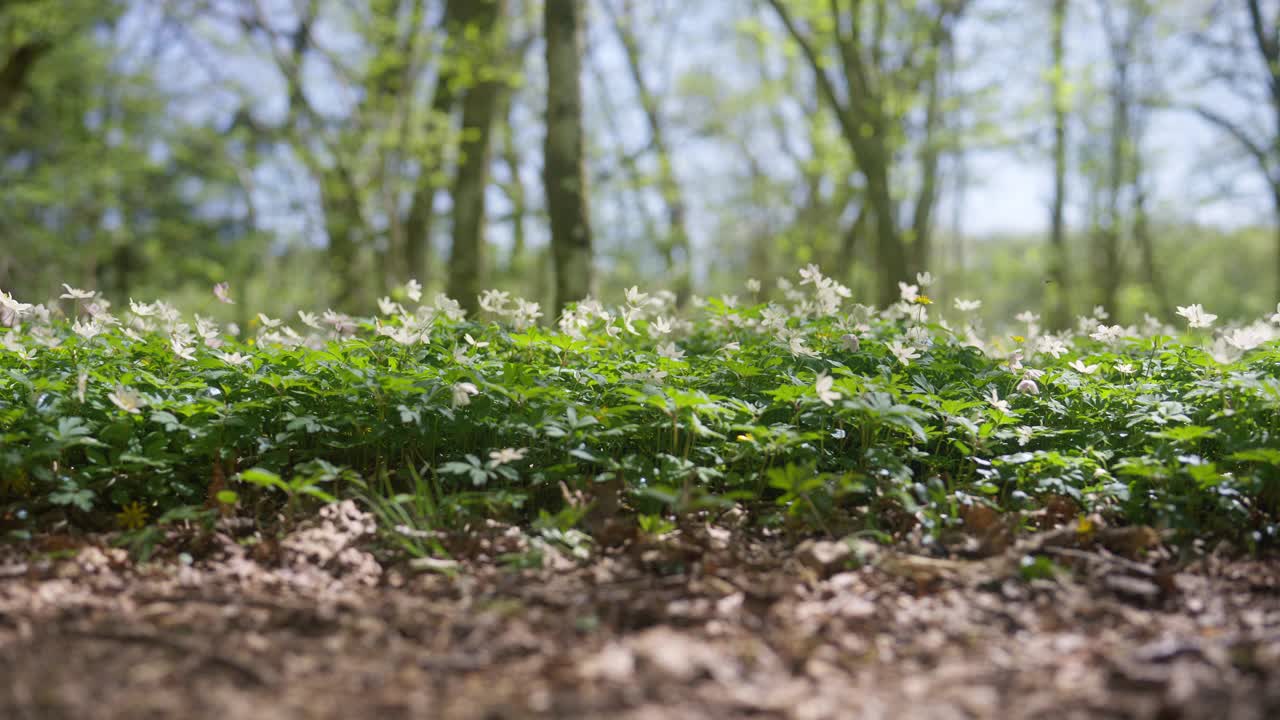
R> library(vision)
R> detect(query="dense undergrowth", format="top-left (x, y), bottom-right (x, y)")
top-left (2, 268), bottom-right (1279, 554)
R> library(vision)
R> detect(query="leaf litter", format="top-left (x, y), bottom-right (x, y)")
top-left (1, 505), bottom-right (1278, 720)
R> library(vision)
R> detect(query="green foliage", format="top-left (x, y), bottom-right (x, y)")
top-left (1, 267), bottom-right (1279, 550)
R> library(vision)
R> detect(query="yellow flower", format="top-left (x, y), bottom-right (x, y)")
top-left (116, 501), bottom-right (149, 530)
top-left (1011, 335), bottom-right (1026, 344)
top-left (736, 433), bottom-right (754, 442)
top-left (1075, 515), bottom-right (1095, 536)
top-left (913, 295), bottom-right (933, 305)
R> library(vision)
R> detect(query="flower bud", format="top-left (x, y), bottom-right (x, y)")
top-left (1015, 377), bottom-right (1039, 395)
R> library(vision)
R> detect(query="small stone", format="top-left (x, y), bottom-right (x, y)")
top-left (799, 539), bottom-right (852, 574)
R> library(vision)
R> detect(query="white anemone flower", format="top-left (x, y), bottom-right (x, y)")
top-left (887, 339), bottom-right (921, 366)
top-left (624, 286), bottom-right (650, 309)
top-left (377, 297), bottom-right (402, 316)
top-left (72, 319), bottom-right (102, 339)
top-left (986, 387), bottom-right (1013, 417)
top-left (648, 316), bottom-right (673, 337)
top-left (1036, 335), bottom-right (1069, 359)
top-left (108, 384), bottom-right (146, 414)
top-left (129, 299), bottom-right (159, 317)
top-left (60, 284), bottom-right (95, 300)
top-left (170, 338), bottom-right (196, 361)
top-left (788, 335), bottom-right (819, 358)
top-left (1175, 304), bottom-right (1217, 329)
top-left (953, 298), bottom-right (981, 312)
top-left (1090, 324), bottom-right (1126, 343)
top-left (479, 289), bottom-right (511, 314)
top-left (1015, 426), bottom-right (1034, 446)
top-left (298, 310), bottom-right (323, 330)
top-left (213, 282), bottom-right (234, 304)
top-left (0, 290), bottom-right (32, 318)
top-left (451, 382), bottom-right (479, 408)
top-left (656, 341), bottom-right (685, 362)
top-left (1224, 325), bottom-right (1271, 352)
top-left (815, 373), bottom-right (840, 406)
top-left (217, 351), bottom-right (251, 366)
top-left (488, 448), bottom-right (527, 466)
top-left (1068, 359), bottom-right (1099, 375)
top-left (798, 264), bottom-right (824, 286)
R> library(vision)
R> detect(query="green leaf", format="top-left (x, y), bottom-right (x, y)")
top-left (239, 467), bottom-right (290, 493)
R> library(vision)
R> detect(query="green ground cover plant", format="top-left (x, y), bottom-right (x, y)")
top-left (2, 268), bottom-right (1279, 552)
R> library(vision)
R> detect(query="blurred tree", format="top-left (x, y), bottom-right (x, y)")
top-left (1046, 0), bottom-right (1072, 329)
top-left (0, 0), bottom-right (251, 300)
top-left (602, 0), bottom-right (692, 306)
top-left (1189, 0), bottom-right (1280, 296)
top-left (445, 0), bottom-right (506, 313)
top-left (544, 0), bottom-right (594, 313)
top-left (764, 0), bottom-right (969, 306)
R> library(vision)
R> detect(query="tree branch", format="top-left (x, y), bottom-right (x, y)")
top-left (764, 0), bottom-right (859, 146)
top-left (1190, 103), bottom-right (1275, 184)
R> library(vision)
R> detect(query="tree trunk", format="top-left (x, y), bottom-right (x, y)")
top-left (1097, 14), bottom-right (1130, 319)
top-left (864, 157), bottom-right (908, 307)
top-left (836, 204), bottom-right (867, 284)
top-left (1131, 133), bottom-right (1168, 315)
top-left (445, 0), bottom-right (505, 313)
top-left (498, 87), bottom-right (527, 274)
top-left (909, 60), bottom-right (943, 278)
top-left (377, 0), bottom-right (427, 292)
top-left (543, 0), bottom-right (594, 314)
top-left (404, 0), bottom-right (459, 285)
top-left (1274, 188), bottom-right (1280, 299)
top-left (607, 1), bottom-right (692, 305)
top-left (320, 164), bottom-right (365, 310)
top-left (1047, 0), bottom-right (1071, 329)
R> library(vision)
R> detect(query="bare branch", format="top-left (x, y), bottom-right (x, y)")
top-left (1189, 103), bottom-right (1275, 185)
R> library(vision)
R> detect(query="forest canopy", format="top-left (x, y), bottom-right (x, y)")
top-left (1, 0), bottom-right (1278, 325)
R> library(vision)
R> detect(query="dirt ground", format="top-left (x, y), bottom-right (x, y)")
top-left (1, 502), bottom-right (1278, 720)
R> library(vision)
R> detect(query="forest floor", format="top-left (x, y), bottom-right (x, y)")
top-left (2, 502), bottom-right (1279, 720)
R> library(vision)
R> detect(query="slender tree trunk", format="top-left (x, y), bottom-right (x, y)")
top-left (543, 0), bottom-right (594, 313)
top-left (606, 1), bottom-right (692, 305)
top-left (445, 0), bottom-right (505, 312)
top-left (1274, 188), bottom-right (1280, 298)
top-left (909, 62), bottom-right (943, 277)
top-left (836, 204), bottom-right (867, 284)
top-left (404, 0), bottom-right (459, 285)
top-left (865, 159), bottom-right (908, 307)
top-left (1131, 135), bottom-right (1168, 314)
top-left (499, 90), bottom-right (527, 273)
top-left (1097, 3), bottom-right (1131, 320)
top-left (320, 165), bottom-right (365, 310)
top-left (1047, 0), bottom-right (1071, 329)
top-left (379, 0), bottom-right (427, 292)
